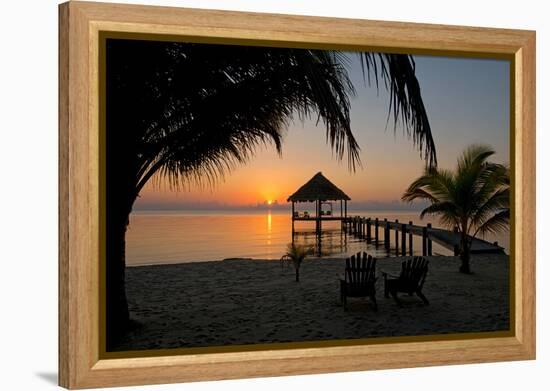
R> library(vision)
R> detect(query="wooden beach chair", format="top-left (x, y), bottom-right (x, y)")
top-left (339, 252), bottom-right (377, 311)
top-left (382, 257), bottom-right (429, 306)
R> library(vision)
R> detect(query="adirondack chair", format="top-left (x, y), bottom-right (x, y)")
top-left (382, 256), bottom-right (429, 306)
top-left (339, 252), bottom-right (377, 311)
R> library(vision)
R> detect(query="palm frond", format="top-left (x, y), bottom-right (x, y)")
top-left (457, 144), bottom-right (495, 175)
top-left (122, 44), bottom-right (362, 192)
top-left (402, 168), bottom-right (455, 203)
top-left (285, 243), bottom-right (314, 264)
top-left (474, 210), bottom-right (510, 237)
top-left (360, 53), bottom-right (437, 167)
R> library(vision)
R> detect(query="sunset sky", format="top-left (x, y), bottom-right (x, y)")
top-left (134, 53), bottom-right (510, 211)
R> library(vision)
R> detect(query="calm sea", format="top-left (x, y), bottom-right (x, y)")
top-left (125, 210), bottom-right (509, 266)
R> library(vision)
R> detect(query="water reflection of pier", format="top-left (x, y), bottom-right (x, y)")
top-left (287, 172), bottom-right (350, 255)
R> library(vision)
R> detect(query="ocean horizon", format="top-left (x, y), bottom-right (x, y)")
top-left (125, 209), bottom-right (510, 266)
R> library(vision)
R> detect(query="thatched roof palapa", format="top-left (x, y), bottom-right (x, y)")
top-left (287, 172), bottom-right (351, 202)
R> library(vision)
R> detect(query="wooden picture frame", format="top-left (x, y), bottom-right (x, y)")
top-left (59, 1), bottom-right (536, 389)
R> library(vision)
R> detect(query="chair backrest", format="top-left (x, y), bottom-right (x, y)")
top-left (399, 256), bottom-right (429, 290)
top-left (345, 252), bottom-right (376, 287)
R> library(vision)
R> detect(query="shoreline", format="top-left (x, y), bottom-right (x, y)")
top-left (126, 251), bottom-right (503, 268)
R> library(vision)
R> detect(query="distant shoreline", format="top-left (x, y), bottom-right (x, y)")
top-left (131, 205), bottom-right (430, 214)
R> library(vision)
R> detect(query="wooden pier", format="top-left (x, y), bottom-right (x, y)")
top-left (343, 216), bottom-right (504, 256)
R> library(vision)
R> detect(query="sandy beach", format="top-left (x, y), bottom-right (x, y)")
top-left (111, 254), bottom-right (509, 352)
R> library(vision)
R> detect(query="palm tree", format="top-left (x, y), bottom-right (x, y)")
top-left (106, 39), bottom-right (436, 346)
top-left (281, 244), bottom-right (315, 282)
top-left (402, 144), bottom-right (509, 274)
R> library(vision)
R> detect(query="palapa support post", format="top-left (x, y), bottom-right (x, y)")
top-left (409, 220), bottom-right (414, 255)
top-left (374, 217), bottom-right (379, 245)
top-left (344, 199), bottom-right (347, 220)
top-left (317, 200), bottom-right (322, 238)
top-left (427, 223), bottom-right (433, 256)
top-left (340, 200), bottom-right (344, 232)
top-left (422, 226), bottom-right (428, 256)
top-left (401, 223), bottom-right (407, 255)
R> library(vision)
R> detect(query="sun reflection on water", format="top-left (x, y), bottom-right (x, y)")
top-left (266, 212), bottom-right (272, 247)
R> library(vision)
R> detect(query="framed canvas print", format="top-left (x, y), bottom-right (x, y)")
top-left (58, 1), bottom-right (536, 389)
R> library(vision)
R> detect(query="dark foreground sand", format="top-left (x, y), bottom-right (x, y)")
top-left (111, 254), bottom-right (509, 352)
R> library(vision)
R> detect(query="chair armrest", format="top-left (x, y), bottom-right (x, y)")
top-left (337, 273), bottom-right (346, 282)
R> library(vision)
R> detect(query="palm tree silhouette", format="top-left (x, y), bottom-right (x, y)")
top-left (106, 39), bottom-right (436, 346)
top-left (402, 144), bottom-right (509, 274)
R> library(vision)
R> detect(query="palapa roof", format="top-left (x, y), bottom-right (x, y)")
top-left (287, 172), bottom-right (351, 202)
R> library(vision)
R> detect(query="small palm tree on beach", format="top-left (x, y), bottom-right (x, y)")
top-left (281, 243), bottom-right (315, 282)
top-left (402, 144), bottom-right (509, 274)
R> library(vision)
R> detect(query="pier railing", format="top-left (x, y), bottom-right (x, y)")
top-left (342, 216), bottom-right (503, 256)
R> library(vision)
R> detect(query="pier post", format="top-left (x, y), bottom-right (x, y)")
top-left (427, 223), bottom-right (432, 256)
top-left (395, 219), bottom-right (399, 255)
top-left (401, 223), bottom-right (407, 255)
top-left (422, 227), bottom-right (427, 256)
top-left (409, 221), bottom-right (413, 255)
top-left (374, 218), bottom-right (379, 245)
top-left (384, 219), bottom-right (389, 250)
top-left (366, 218), bottom-right (371, 242)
